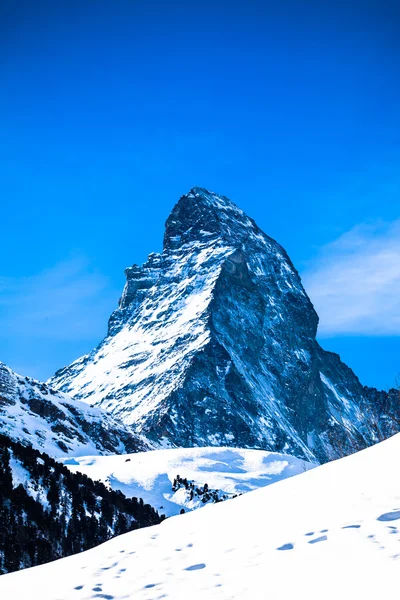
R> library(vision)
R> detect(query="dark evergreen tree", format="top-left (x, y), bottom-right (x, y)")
top-left (0, 433), bottom-right (162, 575)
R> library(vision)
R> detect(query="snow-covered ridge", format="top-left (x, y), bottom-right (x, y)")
top-left (3, 432), bottom-right (400, 599)
top-left (62, 446), bottom-right (315, 516)
top-left (51, 236), bottom-right (235, 428)
top-left (0, 362), bottom-right (151, 457)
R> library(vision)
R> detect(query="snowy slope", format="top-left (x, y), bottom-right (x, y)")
top-left (2, 433), bottom-right (400, 599)
top-left (50, 188), bottom-right (400, 463)
top-left (62, 446), bottom-right (315, 516)
top-left (0, 362), bottom-right (151, 457)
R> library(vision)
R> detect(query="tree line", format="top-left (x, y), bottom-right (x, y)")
top-left (0, 433), bottom-right (163, 574)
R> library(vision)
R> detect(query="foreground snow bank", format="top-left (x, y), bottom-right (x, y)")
top-left (62, 446), bottom-right (314, 516)
top-left (2, 434), bottom-right (400, 599)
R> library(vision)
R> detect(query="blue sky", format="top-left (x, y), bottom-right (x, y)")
top-left (1, 0), bottom-right (399, 388)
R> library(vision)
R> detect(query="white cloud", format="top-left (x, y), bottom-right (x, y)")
top-left (0, 257), bottom-right (119, 341)
top-left (302, 220), bottom-right (400, 336)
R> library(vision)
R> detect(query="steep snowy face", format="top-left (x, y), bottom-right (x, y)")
top-left (0, 362), bottom-right (150, 458)
top-left (50, 188), bottom-right (400, 462)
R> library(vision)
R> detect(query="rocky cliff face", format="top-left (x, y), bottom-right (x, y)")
top-left (49, 188), bottom-right (400, 463)
top-left (0, 362), bottom-right (151, 458)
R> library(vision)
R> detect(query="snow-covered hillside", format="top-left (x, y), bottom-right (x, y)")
top-left (63, 446), bottom-right (315, 516)
top-left (2, 432), bottom-right (400, 599)
top-left (0, 362), bottom-right (150, 457)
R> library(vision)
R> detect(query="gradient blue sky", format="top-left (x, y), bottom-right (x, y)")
top-left (1, 0), bottom-right (399, 388)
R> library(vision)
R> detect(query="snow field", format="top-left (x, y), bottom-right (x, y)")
top-left (2, 433), bottom-right (400, 599)
top-left (62, 446), bottom-right (315, 516)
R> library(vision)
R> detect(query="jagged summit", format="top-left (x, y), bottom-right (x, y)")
top-left (164, 187), bottom-right (265, 250)
top-left (178, 186), bottom-right (241, 212)
top-left (49, 188), bottom-right (400, 462)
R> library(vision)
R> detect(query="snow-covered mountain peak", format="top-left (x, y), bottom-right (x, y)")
top-left (50, 189), bottom-right (400, 462)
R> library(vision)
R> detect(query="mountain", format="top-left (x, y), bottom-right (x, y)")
top-left (62, 446), bottom-right (315, 516)
top-left (0, 362), bottom-right (151, 458)
top-left (2, 431), bottom-right (400, 599)
top-left (0, 432), bottom-right (161, 575)
top-left (49, 187), bottom-right (400, 463)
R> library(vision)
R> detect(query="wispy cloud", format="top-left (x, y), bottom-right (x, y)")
top-left (0, 257), bottom-right (118, 341)
top-left (302, 220), bottom-right (400, 336)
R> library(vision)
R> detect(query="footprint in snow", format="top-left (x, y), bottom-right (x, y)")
top-left (185, 563), bottom-right (206, 571)
top-left (101, 561), bottom-right (118, 571)
top-left (342, 525), bottom-right (361, 530)
top-left (308, 535), bottom-right (327, 545)
top-left (377, 510), bottom-right (400, 522)
top-left (277, 543), bottom-right (294, 551)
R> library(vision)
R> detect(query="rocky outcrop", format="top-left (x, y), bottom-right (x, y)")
top-left (49, 188), bottom-right (400, 463)
top-left (0, 362), bottom-right (151, 457)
